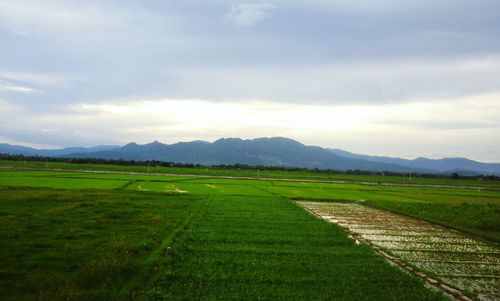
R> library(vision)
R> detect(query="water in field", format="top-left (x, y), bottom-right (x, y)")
top-left (297, 201), bottom-right (500, 301)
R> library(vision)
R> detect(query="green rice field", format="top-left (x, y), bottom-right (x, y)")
top-left (1, 161), bottom-right (499, 300)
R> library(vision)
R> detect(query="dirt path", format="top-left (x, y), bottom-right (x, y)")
top-left (297, 201), bottom-right (500, 301)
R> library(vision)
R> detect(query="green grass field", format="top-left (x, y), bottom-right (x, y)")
top-left (1, 162), bottom-right (499, 300)
top-left (0, 188), bottom-right (202, 300)
top-left (140, 195), bottom-right (443, 300)
top-left (3, 159), bottom-right (500, 188)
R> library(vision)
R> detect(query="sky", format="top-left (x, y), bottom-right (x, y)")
top-left (1, 0), bottom-right (500, 162)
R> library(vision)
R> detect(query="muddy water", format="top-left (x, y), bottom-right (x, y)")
top-left (297, 201), bottom-right (500, 301)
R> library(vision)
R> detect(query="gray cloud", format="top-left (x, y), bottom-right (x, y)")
top-left (163, 55), bottom-right (500, 103)
top-left (1, 0), bottom-right (499, 160)
top-left (224, 3), bottom-right (276, 27)
top-left (2, 0), bottom-right (500, 106)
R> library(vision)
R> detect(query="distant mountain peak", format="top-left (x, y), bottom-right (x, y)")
top-left (1, 137), bottom-right (499, 175)
top-left (214, 137), bottom-right (243, 144)
top-left (257, 136), bottom-right (305, 145)
top-left (213, 136), bottom-right (304, 146)
top-left (146, 140), bottom-right (163, 146)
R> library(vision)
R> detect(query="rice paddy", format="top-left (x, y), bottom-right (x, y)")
top-left (0, 161), bottom-right (499, 300)
top-left (297, 201), bottom-right (500, 300)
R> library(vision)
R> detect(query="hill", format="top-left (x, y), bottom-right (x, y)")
top-left (1, 137), bottom-right (499, 175)
top-left (329, 148), bottom-right (500, 175)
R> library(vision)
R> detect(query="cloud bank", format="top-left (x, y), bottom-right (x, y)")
top-left (1, 0), bottom-right (499, 161)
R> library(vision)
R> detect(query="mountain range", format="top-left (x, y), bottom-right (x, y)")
top-left (1, 137), bottom-right (499, 175)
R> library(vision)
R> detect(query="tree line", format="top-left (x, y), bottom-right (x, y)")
top-left (1, 153), bottom-right (498, 181)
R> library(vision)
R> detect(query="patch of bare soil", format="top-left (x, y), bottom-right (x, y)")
top-left (297, 201), bottom-right (500, 301)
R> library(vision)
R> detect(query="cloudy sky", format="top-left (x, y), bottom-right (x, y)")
top-left (1, 0), bottom-right (500, 162)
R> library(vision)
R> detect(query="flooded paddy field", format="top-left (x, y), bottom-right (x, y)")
top-left (297, 201), bottom-right (500, 301)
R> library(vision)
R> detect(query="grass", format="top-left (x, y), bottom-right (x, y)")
top-left (1, 169), bottom-right (499, 241)
top-left (139, 195), bottom-right (445, 300)
top-left (0, 187), bottom-right (202, 300)
top-left (2, 159), bottom-right (500, 188)
top-left (1, 168), bottom-right (499, 241)
top-left (0, 163), bottom-right (499, 299)
top-left (366, 200), bottom-right (500, 242)
top-left (0, 173), bottom-right (128, 189)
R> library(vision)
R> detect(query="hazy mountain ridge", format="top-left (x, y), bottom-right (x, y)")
top-left (63, 137), bottom-right (423, 173)
top-left (0, 143), bottom-right (120, 157)
top-left (328, 148), bottom-right (500, 175)
top-left (1, 138), bottom-right (499, 175)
